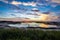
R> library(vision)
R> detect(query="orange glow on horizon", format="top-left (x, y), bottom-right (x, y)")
top-left (39, 23), bottom-right (48, 28)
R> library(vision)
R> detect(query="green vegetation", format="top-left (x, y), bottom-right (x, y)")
top-left (0, 29), bottom-right (60, 40)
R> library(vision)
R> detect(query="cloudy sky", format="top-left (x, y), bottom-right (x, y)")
top-left (0, 0), bottom-right (60, 21)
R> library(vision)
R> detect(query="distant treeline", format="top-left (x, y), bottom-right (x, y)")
top-left (0, 29), bottom-right (60, 40)
top-left (0, 21), bottom-right (21, 24)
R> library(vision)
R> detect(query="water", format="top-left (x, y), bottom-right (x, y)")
top-left (8, 23), bottom-right (58, 28)
top-left (0, 22), bottom-right (60, 28)
top-left (8, 23), bottom-right (40, 28)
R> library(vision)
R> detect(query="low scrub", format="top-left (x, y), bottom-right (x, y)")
top-left (0, 29), bottom-right (60, 40)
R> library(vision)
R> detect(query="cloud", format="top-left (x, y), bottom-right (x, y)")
top-left (11, 1), bottom-right (36, 6)
top-left (31, 8), bottom-right (40, 13)
top-left (32, 8), bottom-right (38, 10)
top-left (0, 0), bottom-right (8, 3)
top-left (51, 0), bottom-right (60, 3)
top-left (44, 12), bottom-right (59, 22)
top-left (0, 0), bottom-right (36, 6)
top-left (10, 11), bottom-right (60, 22)
top-left (31, 12), bottom-right (59, 22)
top-left (11, 1), bottom-right (22, 6)
top-left (50, 1), bottom-right (60, 8)
top-left (22, 2), bottom-right (36, 6)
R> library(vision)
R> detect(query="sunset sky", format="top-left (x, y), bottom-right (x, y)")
top-left (0, 0), bottom-right (60, 21)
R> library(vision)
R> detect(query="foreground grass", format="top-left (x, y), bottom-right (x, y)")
top-left (0, 28), bottom-right (60, 40)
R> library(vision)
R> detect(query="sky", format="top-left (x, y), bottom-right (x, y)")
top-left (0, 0), bottom-right (60, 21)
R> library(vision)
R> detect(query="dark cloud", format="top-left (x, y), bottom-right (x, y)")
top-left (42, 12), bottom-right (50, 14)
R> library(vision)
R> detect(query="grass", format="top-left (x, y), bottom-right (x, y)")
top-left (0, 28), bottom-right (60, 40)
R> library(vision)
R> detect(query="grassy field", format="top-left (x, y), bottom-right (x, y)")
top-left (0, 28), bottom-right (60, 40)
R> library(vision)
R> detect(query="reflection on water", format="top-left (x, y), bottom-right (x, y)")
top-left (39, 23), bottom-right (57, 28)
top-left (8, 23), bottom-right (57, 28)
top-left (8, 23), bottom-right (39, 28)
top-left (39, 23), bottom-right (48, 28)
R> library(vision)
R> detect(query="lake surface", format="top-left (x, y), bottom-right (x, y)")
top-left (8, 23), bottom-right (59, 28)
top-left (0, 22), bottom-right (60, 28)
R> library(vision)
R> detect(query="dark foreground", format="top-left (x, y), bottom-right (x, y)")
top-left (0, 28), bottom-right (60, 40)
